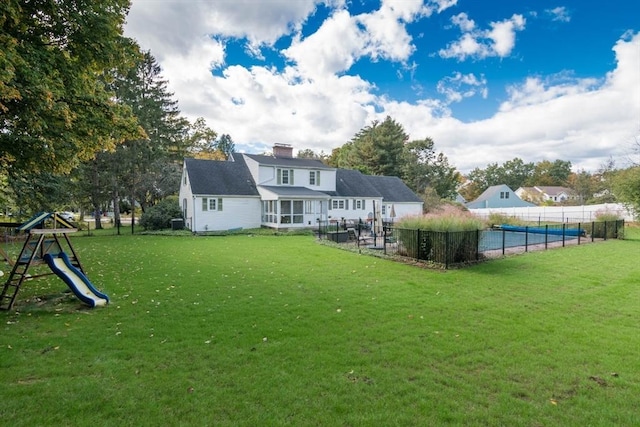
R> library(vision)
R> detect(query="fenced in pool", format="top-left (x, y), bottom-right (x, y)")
top-left (319, 219), bottom-right (625, 268)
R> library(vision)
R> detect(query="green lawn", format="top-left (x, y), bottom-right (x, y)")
top-left (1, 228), bottom-right (639, 426)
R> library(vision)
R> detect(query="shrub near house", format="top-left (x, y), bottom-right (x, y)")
top-left (140, 197), bottom-right (182, 230)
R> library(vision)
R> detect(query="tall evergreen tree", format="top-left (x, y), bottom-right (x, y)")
top-left (343, 116), bottom-right (408, 177)
top-left (216, 134), bottom-right (236, 159)
top-left (110, 51), bottom-right (190, 214)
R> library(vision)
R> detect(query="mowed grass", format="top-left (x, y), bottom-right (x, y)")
top-left (1, 228), bottom-right (639, 426)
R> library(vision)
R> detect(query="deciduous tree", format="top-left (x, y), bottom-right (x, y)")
top-left (0, 0), bottom-right (142, 177)
top-left (612, 166), bottom-right (640, 219)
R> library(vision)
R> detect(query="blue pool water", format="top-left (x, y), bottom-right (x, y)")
top-left (479, 230), bottom-right (579, 252)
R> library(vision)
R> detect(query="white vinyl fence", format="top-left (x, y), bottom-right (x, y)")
top-left (469, 203), bottom-right (635, 223)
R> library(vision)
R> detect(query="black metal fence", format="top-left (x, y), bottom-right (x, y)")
top-left (318, 219), bottom-right (625, 269)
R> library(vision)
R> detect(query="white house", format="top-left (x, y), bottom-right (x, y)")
top-left (179, 144), bottom-right (424, 232)
top-left (515, 186), bottom-right (577, 204)
top-left (465, 184), bottom-right (535, 209)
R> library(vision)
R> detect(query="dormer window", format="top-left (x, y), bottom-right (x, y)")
top-left (277, 168), bottom-right (294, 185)
top-left (309, 170), bottom-right (320, 186)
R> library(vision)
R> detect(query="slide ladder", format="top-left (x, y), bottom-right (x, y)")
top-left (0, 233), bottom-right (45, 310)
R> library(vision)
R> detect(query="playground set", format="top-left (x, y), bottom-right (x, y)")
top-left (0, 212), bottom-right (109, 310)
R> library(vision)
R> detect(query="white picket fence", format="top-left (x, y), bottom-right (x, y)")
top-left (469, 203), bottom-right (636, 223)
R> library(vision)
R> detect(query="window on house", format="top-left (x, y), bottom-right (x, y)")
top-left (183, 174), bottom-right (187, 185)
top-left (309, 171), bottom-right (320, 186)
top-left (382, 205), bottom-right (386, 215)
top-left (202, 198), bottom-right (223, 211)
top-left (277, 168), bottom-right (294, 185)
top-left (505, 192), bottom-right (509, 199)
top-left (331, 200), bottom-right (345, 209)
top-left (305, 200), bottom-right (313, 214)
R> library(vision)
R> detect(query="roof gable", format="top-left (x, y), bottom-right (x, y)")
top-left (185, 157), bottom-right (259, 196)
top-left (472, 184), bottom-right (512, 203)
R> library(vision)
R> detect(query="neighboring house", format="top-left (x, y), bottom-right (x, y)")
top-left (179, 144), bottom-right (423, 232)
top-left (516, 186), bottom-right (576, 204)
top-left (465, 184), bottom-right (535, 209)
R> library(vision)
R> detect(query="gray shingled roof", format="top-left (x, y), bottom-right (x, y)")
top-left (185, 156), bottom-right (259, 196)
top-left (335, 169), bottom-right (383, 197)
top-left (184, 155), bottom-right (421, 203)
top-left (363, 175), bottom-right (423, 203)
top-left (243, 153), bottom-right (331, 169)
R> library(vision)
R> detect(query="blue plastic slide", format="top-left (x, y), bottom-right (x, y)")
top-left (43, 252), bottom-right (109, 307)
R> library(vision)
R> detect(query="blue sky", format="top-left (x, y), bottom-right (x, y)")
top-left (124, 0), bottom-right (640, 173)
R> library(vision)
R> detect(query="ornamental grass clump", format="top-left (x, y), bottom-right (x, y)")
top-left (395, 209), bottom-right (485, 264)
top-left (396, 208), bottom-right (485, 232)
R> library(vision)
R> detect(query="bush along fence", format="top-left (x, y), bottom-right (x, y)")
top-left (319, 219), bottom-right (625, 269)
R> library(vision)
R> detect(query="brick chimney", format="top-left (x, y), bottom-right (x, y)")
top-left (273, 143), bottom-right (293, 158)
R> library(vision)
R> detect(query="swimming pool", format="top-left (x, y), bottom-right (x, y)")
top-left (479, 229), bottom-right (579, 252)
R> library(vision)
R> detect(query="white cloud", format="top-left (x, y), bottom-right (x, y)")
top-left (546, 6), bottom-right (571, 22)
top-left (487, 14), bottom-right (526, 57)
top-left (284, 0), bottom-right (441, 78)
top-left (439, 14), bottom-right (526, 60)
top-left (283, 10), bottom-right (364, 77)
top-left (450, 13), bottom-right (475, 32)
top-left (124, 1), bottom-right (639, 175)
top-left (437, 72), bottom-right (488, 103)
top-left (418, 32), bottom-right (640, 172)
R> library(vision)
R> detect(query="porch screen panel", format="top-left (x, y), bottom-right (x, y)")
top-left (293, 201), bottom-right (303, 223)
top-left (280, 200), bottom-right (292, 224)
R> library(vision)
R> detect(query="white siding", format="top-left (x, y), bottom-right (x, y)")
top-left (256, 164), bottom-right (277, 185)
top-left (255, 164), bottom-right (337, 190)
top-left (191, 197), bottom-right (262, 232)
top-left (328, 197), bottom-right (381, 222)
top-left (243, 156), bottom-right (261, 184)
top-left (315, 169), bottom-right (336, 192)
top-left (178, 167), bottom-right (194, 230)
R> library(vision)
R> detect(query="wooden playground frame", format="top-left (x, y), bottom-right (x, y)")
top-left (0, 213), bottom-right (85, 310)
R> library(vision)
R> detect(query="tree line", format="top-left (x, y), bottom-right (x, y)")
top-left (2, 1), bottom-right (639, 222)
top-left (0, 1), bottom-right (232, 227)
